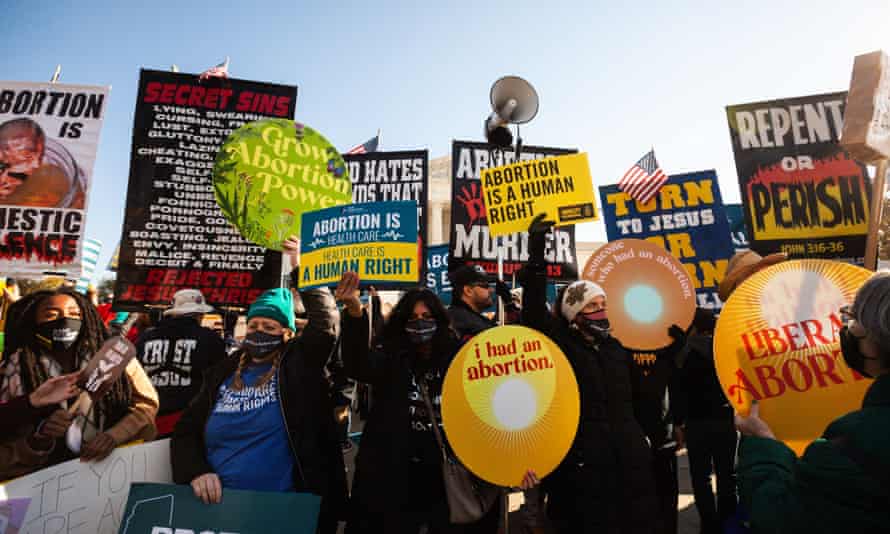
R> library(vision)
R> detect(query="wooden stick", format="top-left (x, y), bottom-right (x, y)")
top-left (865, 159), bottom-right (889, 270)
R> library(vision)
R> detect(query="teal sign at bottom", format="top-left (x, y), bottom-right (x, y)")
top-left (118, 483), bottom-right (321, 534)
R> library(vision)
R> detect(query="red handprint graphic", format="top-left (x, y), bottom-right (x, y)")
top-left (456, 183), bottom-right (486, 226)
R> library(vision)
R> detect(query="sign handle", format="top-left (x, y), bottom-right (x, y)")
top-left (865, 159), bottom-right (889, 270)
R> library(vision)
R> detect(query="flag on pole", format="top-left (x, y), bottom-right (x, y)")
top-left (345, 135), bottom-right (379, 155)
top-left (617, 149), bottom-right (668, 204)
top-left (199, 57), bottom-right (229, 81)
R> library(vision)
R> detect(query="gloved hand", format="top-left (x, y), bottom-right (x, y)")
top-left (668, 324), bottom-right (688, 348)
top-left (528, 213), bottom-right (555, 265)
top-left (495, 280), bottom-right (512, 303)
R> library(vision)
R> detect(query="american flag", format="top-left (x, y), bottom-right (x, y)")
top-left (345, 135), bottom-right (379, 155)
top-left (199, 57), bottom-right (229, 81)
top-left (618, 149), bottom-right (668, 204)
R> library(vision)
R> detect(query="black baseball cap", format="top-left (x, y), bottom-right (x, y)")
top-left (449, 265), bottom-right (489, 294)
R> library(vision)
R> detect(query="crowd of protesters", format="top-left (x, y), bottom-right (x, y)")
top-left (1, 222), bottom-right (889, 534)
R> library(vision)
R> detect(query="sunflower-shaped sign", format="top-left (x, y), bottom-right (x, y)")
top-left (715, 259), bottom-right (872, 455)
top-left (212, 119), bottom-right (352, 250)
top-left (441, 325), bottom-right (579, 486)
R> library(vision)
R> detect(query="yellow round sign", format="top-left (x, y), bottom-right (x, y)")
top-left (441, 326), bottom-right (579, 486)
top-left (582, 239), bottom-right (696, 350)
top-left (715, 260), bottom-right (873, 455)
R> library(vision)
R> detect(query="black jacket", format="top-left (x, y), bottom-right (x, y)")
top-left (448, 299), bottom-right (495, 344)
top-left (520, 261), bottom-right (657, 533)
top-left (626, 339), bottom-right (686, 449)
top-left (135, 316), bottom-right (226, 417)
top-left (673, 335), bottom-right (733, 425)
top-left (340, 310), bottom-right (460, 530)
top-left (171, 289), bottom-right (346, 533)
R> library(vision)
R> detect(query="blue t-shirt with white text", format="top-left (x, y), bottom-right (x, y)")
top-left (205, 362), bottom-right (295, 492)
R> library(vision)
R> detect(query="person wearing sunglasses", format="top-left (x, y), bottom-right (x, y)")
top-left (447, 264), bottom-right (496, 346)
top-left (735, 271), bottom-right (890, 532)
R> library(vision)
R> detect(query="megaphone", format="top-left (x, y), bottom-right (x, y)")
top-left (485, 76), bottom-right (539, 148)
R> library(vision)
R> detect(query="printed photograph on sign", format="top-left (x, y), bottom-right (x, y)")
top-left (714, 259), bottom-right (872, 455)
top-left (0, 81), bottom-right (109, 276)
top-left (441, 325), bottom-right (579, 487)
top-left (214, 118), bottom-right (352, 250)
top-left (726, 92), bottom-right (871, 264)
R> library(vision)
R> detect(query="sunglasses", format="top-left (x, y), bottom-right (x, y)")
top-left (839, 305), bottom-right (867, 339)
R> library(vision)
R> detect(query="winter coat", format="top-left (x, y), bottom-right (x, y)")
top-left (340, 310), bottom-right (461, 531)
top-left (171, 288), bottom-right (346, 534)
top-left (0, 352), bottom-right (158, 480)
top-left (738, 374), bottom-right (890, 533)
top-left (673, 335), bottom-right (733, 425)
top-left (448, 299), bottom-right (496, 344)
top-left (520, 261), bottom-right (658, 533)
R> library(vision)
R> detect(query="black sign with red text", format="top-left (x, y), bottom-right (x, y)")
top-left (448, 141), bottom-right (578, 280)
top-left (114, 70), bottom-right (297, 310)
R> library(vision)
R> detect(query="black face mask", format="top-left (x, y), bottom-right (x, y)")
top-left (406, 319), bottom-right (437, 345)
top-left (243, 331), bottom-right (284, 358)
top-left (35, 317), bottom-right (82, 352)
top-left (839, 326), bottom-right (877, 379)
top-left (577, 311), bottom-right (611, 343)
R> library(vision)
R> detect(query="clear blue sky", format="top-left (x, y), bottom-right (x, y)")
top-left (3, 0), bottom-right (889, 276)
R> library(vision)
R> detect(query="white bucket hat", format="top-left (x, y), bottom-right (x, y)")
top-left (164, 289), bottom-right (213, 317)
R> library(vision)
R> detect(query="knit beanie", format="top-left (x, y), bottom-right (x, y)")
top-left (560, 280), bottom-right (607, 322)
top-left (247, 288), bottom-right (296, 331)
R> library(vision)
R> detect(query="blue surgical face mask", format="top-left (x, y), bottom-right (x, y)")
top-left (406, 319), bottom-right (437, 345)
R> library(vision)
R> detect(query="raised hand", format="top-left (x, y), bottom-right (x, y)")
top-left (335, 272), bottom-right (362, 318)
top-left (29, 373), bottom-right (80, 408)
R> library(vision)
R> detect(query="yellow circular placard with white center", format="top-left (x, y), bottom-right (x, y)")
top-left (715, 260), bottom-right (872, 455)
top-left (441, 325), bottom-right (579, 486)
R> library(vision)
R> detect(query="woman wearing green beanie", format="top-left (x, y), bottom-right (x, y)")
top-left (171, 273), bottom-right (347, 534)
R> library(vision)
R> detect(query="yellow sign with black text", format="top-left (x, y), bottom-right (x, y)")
top-left (480, 153), bottom-right (598, 237)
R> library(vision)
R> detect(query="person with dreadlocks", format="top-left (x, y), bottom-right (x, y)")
top-left (0, 287), bottom-right (159, 480)
top-left (171, 281), bottom-right (346, 534)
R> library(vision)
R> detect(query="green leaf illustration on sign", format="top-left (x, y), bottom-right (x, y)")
top-left (213, 119), bottom-right (352, 250)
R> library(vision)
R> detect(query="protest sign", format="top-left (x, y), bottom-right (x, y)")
top-left (77, 337), bottom-right (136, 401)
top-left (582, 239), bottom-right (696, 351)
top-left (840, 50), bottom-right (890, 163)
top-left (449, 141), bottom-right (578, 280)
top-left (345, 150), bottom-right (428, 288)
top-left (115, 70), bottom-right (296, 311)
top-left (425, 244), bottom-right (451, 301)
top-left (714, 260), bottom-right (872, 455)
top-left (599, 171), bottom-right (734, 312)
top-left (118, 482), bottom-right (320, 534)
top-left (441, 325), bottom-right (579, 486)
top-left (0, 81), bottom-right (108, 277)
top-left (480, 153), bottom-right (597, 237)
top-left (213, 119), bottom-right (352, 250)
top-left (299, 201), bottom-right (418, 289)
top-left (0, 498), bottom-right (30, 534)
top-left (0, 440), bottom-right (172, 534)
top-left (726, 92), bottom-right (871, 264)
top-left (725, 203), bottom-right (750, 253)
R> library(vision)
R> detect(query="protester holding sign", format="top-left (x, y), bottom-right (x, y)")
top-left (0, 288), bottom-right (158, 480)
top-left (735, 271), bottom-right (890, 532)
top-left (171, 284), bottom-right (345, 534)
top-left (0, 373), bottom-right (79, 435)
top-left (519, 214), bottom-right (657, 533)
top-left (338, 276), bottom-right (526, 533)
